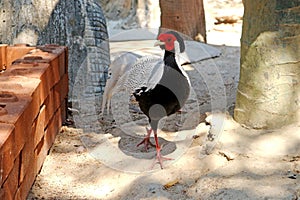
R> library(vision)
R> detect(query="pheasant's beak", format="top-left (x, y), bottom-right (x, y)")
top-left (154, 40), bottom-right (165, 47)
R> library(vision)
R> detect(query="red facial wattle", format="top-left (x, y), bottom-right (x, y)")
top-left (158, 33), bottom-right (177, 51)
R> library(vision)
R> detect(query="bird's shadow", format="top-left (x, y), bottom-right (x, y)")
top-left (118, 133), bottom-right (177, 160)
top-left (98, 94), bottom-right (201, 159)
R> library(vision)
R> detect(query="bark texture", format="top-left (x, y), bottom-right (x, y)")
top-left (159, 0), bottom-right (206, 41)
top-left (234, 0), bottom-right (300, 128)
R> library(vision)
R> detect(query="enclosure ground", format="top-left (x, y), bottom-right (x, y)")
top-left (27, 112), bottom-right (300, 199)
top-left (27, 0), bottom-right (300, 199)
top-left (27, 43), bottom-right (300, 200)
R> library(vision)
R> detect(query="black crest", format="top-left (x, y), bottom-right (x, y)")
top-left (165, 31), bottom-right (185, 53)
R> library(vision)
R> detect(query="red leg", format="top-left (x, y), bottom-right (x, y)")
top-left (137, 127), bottom-right (155, 151)
top-left (151, 129), bottom-right (173, 169)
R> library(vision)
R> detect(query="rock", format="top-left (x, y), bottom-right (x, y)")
top-left (75, 146), bottom-right (86, 154)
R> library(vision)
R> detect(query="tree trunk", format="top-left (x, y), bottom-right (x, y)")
top-left (234, 0), bottom-right (300, 129)
top-left (159, 0), bottom-right (206, 42)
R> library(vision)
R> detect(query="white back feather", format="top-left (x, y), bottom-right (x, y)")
top-left (114, 40), bottom-right (191, 95)
top-left (115, 55), bottom-right (162, 93)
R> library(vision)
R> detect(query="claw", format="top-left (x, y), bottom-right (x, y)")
top-left (151, 145), bottom-right (173, 169)
top-left (137, 127), bottom-right (155, 151)
top-left (137, 128), bottom-right (173, 169)
top-left (152, 131), bottom-right (173, 169)
top-left (136, 137), bottom-right (155, 151)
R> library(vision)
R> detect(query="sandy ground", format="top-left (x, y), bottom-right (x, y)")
top-left (28, 0), bottom-right (300, 199)
top-left (27, 45), bottom-right (300, 199)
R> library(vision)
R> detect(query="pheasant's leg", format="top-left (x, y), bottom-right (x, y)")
top-left (137, 127), bottom-right (155, 151)
top-left (151, 129), bottom-right (173, 169)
